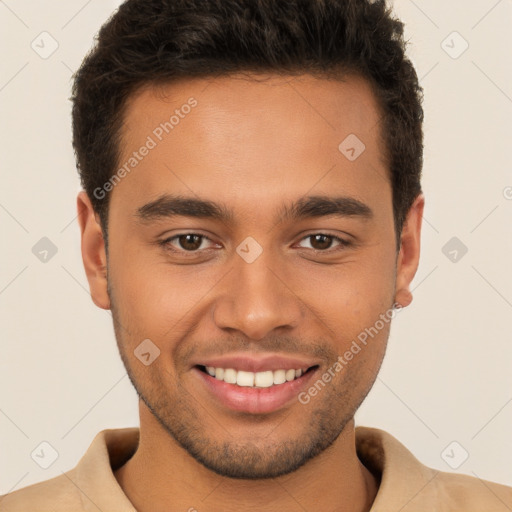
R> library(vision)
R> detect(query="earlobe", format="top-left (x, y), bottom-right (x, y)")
top-left (77, 191), bottom-right (111, 310)
top-left (394, 193), bottom-right (425, 309)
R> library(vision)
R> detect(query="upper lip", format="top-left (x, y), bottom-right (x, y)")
top-left (194, 354), bottom-right (319, 373)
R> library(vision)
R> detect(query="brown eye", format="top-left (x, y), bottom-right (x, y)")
top-left (297, 234), bottom-right (350, 252)
top-left (177, 234), bottom-right (203, 251)
top-left (159, 233), bottom-right (213, 253)
top-left (309, 234), bottom-right (333, 250)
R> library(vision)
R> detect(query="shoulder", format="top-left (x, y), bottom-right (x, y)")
top-left (0, 427), bottom-right (139, 512)
top-left (430, 470), bottom-right (512, 511)
top-left (0, 469), bottom-right (83, 512)
top-left (356, 426), bottom-right (512, 511)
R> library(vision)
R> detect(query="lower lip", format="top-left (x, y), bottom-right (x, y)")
top-left (193, 366), bottom-right (318, 414)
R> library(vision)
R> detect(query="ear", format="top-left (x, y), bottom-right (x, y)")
top-left (77, 191), bottom-right (110, 310)
top-left (394, 193), bottom-right (425, 308)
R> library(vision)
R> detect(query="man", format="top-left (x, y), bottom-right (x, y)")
top-left (2, 0), bottom-right (511, 510)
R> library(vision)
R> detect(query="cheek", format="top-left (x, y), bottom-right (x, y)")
top-left (298, 249), bottom-right (395, 320)
top-left (108, 249), bottom-right (178, 336)
top-left (108, 250), bottom-right (217, 345)
top-left (292, 247), bottom-right (396, 364)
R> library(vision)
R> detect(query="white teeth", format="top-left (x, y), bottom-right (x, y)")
top-left (236, 370), bottom-right (255, 387)
top-left (254, 370), bottom-right (274, 388)
top-left (223, 368), bottom-right (237, 384)
top-left (203, 366), bottom-right (308, 387)
top-left (273, 369), bottom-right (286, 385)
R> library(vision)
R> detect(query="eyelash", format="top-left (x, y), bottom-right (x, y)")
top-left (158, 232), bottom-right (352, 255)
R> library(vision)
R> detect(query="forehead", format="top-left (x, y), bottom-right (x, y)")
top-left (121, 72), bottom-right (383, 147)
top-left (110, 73), bottom-right (390, 224)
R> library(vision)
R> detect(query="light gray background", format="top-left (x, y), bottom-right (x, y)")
top-left (1, 0), bottom-right (511, 495)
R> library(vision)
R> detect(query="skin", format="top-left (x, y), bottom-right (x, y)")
top-left (78, 72), bottom-right (424, 512)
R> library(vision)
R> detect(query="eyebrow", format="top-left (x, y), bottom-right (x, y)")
top-left (135, 194), bottom-right (373, 224)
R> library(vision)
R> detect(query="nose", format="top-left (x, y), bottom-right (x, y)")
top-left (212, 249), bottom-right (304, 341)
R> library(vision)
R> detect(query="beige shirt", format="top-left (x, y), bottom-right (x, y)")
top-left (1, 426), bottom-right (511, 511)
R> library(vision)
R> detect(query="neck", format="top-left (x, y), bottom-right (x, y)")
top-left (114, 402), bottom-right (378, 512)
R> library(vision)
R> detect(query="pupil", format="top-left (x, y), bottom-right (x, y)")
top-left (312, 234), bottom-right (331, 250)
top-left (180, 234), bottom-right (201, 251)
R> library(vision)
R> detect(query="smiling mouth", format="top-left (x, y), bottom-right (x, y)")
top-left (196, 365), bottom-right (318, 388)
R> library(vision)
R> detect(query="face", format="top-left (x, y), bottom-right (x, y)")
top-left (79, 73), bottom-right (423, 479)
